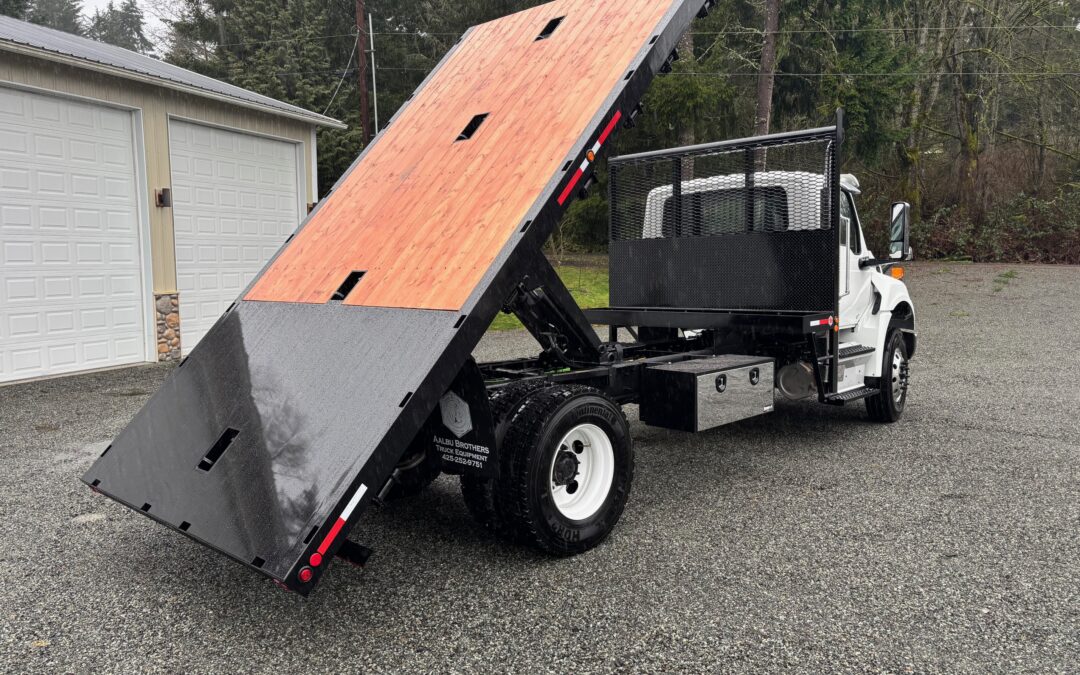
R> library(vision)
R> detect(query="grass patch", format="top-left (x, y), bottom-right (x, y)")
top-left (488, 261), bottom-right (609, 332)
top-left (992, 269), bottom-right (1019, 293)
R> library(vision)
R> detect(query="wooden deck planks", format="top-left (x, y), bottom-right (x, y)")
top-left (245, 0), bottom-right (677, 310)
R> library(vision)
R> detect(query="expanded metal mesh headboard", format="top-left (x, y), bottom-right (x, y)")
top-left (608, 126), bottom-right (841, 314)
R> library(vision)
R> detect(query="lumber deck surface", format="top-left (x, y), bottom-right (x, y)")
top-left (245, 0), bottom-right (678, 310)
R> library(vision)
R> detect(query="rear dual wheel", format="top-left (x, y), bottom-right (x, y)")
top-left (462, 384), bottom-right (633, 555)
top-left (460, 379), bottom-right (549, 537)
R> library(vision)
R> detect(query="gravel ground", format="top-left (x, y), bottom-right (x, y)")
top-left (0, 262), bottom-right (1077, 673)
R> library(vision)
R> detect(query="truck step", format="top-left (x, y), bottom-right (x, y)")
top-left (838, 344), bottom-right (876, 359)
top-left (818, 344), bottom-right (876, 364)
top-left (826, 386), bottom-right (880, 403)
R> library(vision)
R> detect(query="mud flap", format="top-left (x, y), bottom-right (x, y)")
top-left (422, 359), bottom-right (497, 478)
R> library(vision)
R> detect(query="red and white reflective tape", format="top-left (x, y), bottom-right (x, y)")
top-left (309, 483), bottom-right (367, 567)
top-left (809, 316), bottom-right (835, 328)
top-left (557, 110), bottom-right (623, 206)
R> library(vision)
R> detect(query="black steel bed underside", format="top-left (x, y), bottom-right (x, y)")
top-left (84, 302), bottom-right (456, 581)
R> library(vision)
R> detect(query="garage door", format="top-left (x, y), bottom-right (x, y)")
top-left (0, 87), bottom-right (147, 383)
top-left (169, 119), bottom-right (300, 352)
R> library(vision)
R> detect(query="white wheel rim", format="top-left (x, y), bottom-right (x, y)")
top-left (549, 423), bottom-right (614, 521)
top-left (891, 347), bottom-right (905, 403)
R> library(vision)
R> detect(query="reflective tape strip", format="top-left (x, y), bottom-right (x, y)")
top-left (315, 483), bottom-right (367, 558)
top-left (557, 111), bottom-right (623, 205)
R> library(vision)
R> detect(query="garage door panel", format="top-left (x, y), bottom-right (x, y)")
top-left (0, 127), bottom-right (27, 154)
top-left (169, 119), bottom-right (300, 352)
top-left (2, 201), bottom-right (135, 234)
top-left (3, 276), bottom-right (37, 302)
top-left (0, 143), bottom-right (134, 175)
top-left (3, 300), bottom-right (142, 338)
top-left (0, 89), bottom-right (131, 137)
top-left (0, 86), bottom-right (147, 383)
top-left (1, 166), bottom-right (30, 192)
top-left (5, 333), bottom-right (137, 378)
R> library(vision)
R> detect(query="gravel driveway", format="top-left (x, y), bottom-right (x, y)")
top-left (0, 262), bottom-right (1076, 673)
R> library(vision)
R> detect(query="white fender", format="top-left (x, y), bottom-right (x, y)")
top-left (852, 273), bottom-right (915, 378)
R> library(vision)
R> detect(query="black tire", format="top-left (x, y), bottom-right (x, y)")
top-left (382, 437), bottom-right (443, 501)
top-left (866, 327), bottom-right (910, 423)
top-left (460, 379), bottom-right (550, 535)
top-left (493, 385), bottom-right (633, 556)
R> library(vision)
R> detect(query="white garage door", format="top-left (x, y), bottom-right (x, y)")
top-left (169, 119), bottom-right (300, 352)
top-left (0, 87), bottom-right (147, 384)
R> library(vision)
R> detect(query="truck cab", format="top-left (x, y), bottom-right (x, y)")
top-left (637, 166), bottom-right (916, 416)
top-left (837, 174), bottom-right (917, 400)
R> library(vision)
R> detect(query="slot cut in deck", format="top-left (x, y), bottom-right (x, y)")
top-left (197, 428), bottom-right (240, 472)
top-left (536, 16), bottom-right (565, 40)
top-left (330, 272), bottom-right (366, 302)
top-left (456, 113), bottom-right (489, 142)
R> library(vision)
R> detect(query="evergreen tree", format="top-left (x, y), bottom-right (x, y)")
top-left (161, 0), bottom-right (1079, 260)
top-left (0, 0), bottom-right (31, 20)
top-left (87, 0), bottom-right (152, 54)
top-left (27, 0), bottom-right (83, 34)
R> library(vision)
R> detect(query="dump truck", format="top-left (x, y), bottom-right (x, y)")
top-left (83, 0), bottom-right (916, 595)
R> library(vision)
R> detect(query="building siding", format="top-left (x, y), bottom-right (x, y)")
top-left (0, 51), bottom-right (317, 294)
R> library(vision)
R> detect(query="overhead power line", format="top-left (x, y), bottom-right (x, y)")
top-left (672, 71), bottom-right (1080, 77)
top-left (168, 24), bottom-right (1080, 50)
top-left (248, 67), bottom-right (1078, 78)
top-left (214, 32), bottom-right (359, 48)
top-left (322, 34), bottom-right (359, 116)
top-left (691, 24), bottom-right (1080, 36)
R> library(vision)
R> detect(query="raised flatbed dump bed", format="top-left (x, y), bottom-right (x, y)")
top-left (82, 0), bottom-right (715, 594)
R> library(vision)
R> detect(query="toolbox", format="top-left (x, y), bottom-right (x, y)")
top-left (641, 355), bottom-right (775, 432)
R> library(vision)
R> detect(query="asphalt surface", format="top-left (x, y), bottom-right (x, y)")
top-left (1, 262), bottom-right (1077, 673)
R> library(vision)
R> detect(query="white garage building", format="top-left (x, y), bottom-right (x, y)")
top-left (0, 16), bottom-right (344, 384)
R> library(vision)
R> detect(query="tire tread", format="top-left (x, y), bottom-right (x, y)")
top-left (496, 385), bottom-right (632, 555)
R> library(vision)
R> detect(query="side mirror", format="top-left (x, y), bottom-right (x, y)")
top-left (889, 201), bottom-right (912, 260)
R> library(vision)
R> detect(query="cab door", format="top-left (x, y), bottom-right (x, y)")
top-left (838, 190), bottom-right (875, 327)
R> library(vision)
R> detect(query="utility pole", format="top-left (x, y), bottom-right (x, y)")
top-left (369, 13), bottom-right (379, 134)
top-left (355, 0), bottom-right (371, 143)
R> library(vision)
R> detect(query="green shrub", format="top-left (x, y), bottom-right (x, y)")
top-left (913, 189), bottom-right (1080, 263)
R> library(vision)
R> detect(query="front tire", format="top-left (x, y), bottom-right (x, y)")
top-left (866, 327), bottom-right (910, 423)
top-left (494, 385), bottom-right (633, 555)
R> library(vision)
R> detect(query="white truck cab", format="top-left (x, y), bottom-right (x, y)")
top-left (642, 170), bottom-right (916, 421)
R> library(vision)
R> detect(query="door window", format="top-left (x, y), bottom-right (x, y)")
top-left (840, 192), bottom-right (862, 254)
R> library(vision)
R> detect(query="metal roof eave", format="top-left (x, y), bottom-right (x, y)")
top-left (0, 40), bottom-right (348, 130)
